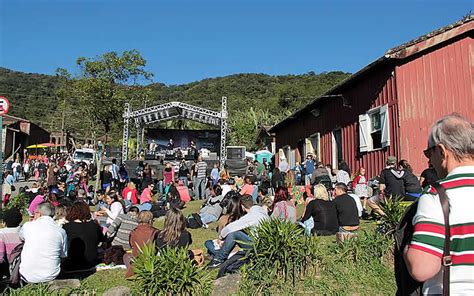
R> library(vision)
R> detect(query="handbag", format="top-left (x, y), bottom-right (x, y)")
top-left (191, 249), bottom-right (204, 267)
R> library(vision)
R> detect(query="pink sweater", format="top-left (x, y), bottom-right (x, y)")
top-left (28, 195), bottom-right (45, 216)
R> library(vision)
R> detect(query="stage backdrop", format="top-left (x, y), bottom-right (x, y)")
top-left (145, 128), bottom-right (221, 154)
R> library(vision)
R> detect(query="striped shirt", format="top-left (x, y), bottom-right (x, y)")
top-left (196, 161), bottom-right (208, 179)
top-left (409, 165), bottom-right (474, 295)
top-left (106, 213), bottom-right (139, 251)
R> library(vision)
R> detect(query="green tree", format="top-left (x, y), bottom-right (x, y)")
top-left (57, 50), bottom-right (153, 143)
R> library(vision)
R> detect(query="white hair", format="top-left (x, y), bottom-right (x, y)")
top-left (428, 114), bottom-right (474, 161)
top-left (37, 202), bottom-right (56, 217)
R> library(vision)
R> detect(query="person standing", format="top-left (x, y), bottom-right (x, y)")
top-left (110, 159), bottom-right (120, 188)
top-left (303, 154), bottom-right (315, 186)
top-left (210, 163), bottom-right (219, 186)
top-left (335, 161), bottom-right (351, 186)
top-left (194, 155), bottom-right (208, 199)
top-left (404, 114), bottom-right (474, 295)
top-left (12, 159), bottom-right (21, 182)
top-left (352, 167), bottom-right (369, 212)
top-left (155, 158), bottom-right (165, 195)
top-left (178, 160), bottom-right (190, 187)
top-left (2, 171), bottom-right (15, 206)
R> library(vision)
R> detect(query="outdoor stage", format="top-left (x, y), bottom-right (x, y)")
top-left (122, 98), bottom-right (228, 166)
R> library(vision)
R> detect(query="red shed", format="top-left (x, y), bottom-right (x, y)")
top-left (269, 16), bottom-right (473, 178)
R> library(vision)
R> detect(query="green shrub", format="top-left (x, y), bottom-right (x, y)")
top-left (4, 283), bottom-right (93, 296)
top-left (378, 196), bottom-right (410, 235)
top-left (133, 243), bottom-right (212, 296)
top-left (240, 218), bottom-right (319, 293)
top-left (311, 230), bottom-right (396, 295)
top-left (5, 192), bottom-right (30, 214)
top-left (331, 230), bottom-right (392, 264)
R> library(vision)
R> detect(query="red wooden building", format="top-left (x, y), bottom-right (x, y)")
top-left (269, 16), bottom-right (473, 177)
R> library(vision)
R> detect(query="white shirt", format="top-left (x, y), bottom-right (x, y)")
top-left (110, 164), bottom-right (120, 180)
top-left (349, 193), bottom-right (363, 217)
top-left (106, 202), bottom-right (124, 225)
top-left (336, 170), bottom-right (351, 185)
top-left (221, 185), bottom-right (232, 198)
top-left (219, 206), bottom-right (269, 239)
top-left (20, 216), bottom-right (67, 283)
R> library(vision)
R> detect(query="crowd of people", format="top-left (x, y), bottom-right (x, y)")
top-left (0, 114), bottom-right (471, 294)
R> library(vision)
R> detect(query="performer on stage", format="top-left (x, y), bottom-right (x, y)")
top-left (167, 139), bottom-right (174, 150)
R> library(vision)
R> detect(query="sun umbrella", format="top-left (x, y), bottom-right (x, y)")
top-left (26, 144), bottom-right (48, 149)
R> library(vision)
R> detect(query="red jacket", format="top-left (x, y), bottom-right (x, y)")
top-left (122, 187), bottom-right (139, 204)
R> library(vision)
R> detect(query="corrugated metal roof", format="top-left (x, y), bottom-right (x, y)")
top-left (269, 15), bottom-right (473, 133)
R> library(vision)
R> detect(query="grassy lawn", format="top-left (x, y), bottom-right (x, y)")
top-left (9, 200), bottom-right (394, 295)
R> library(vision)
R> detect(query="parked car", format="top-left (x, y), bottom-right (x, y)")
top-left (72, 148), bottom-right (96, 166)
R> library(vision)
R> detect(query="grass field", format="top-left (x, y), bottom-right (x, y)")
top-left (9, 200), bottom-right (395, 295)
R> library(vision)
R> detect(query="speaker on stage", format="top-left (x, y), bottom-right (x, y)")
top-left (227, 146), bottom-right (246, 160)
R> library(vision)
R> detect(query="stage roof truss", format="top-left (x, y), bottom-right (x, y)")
top-left (122, 98), bottom-right (228, 165)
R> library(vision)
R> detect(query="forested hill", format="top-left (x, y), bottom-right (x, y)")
top-left (0, 67), bottom-right (350, 147)
top-left (0, 67), bottom-right (60, 127)
top-left (149, 71), bottom-right (351, 115)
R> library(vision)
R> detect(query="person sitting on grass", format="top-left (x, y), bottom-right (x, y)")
top-left (155, 207), bottom-right (192, 250)
top-left (20, 202), bottom-right (68, 283)
top-left (239, 176), bottom-right (254, 196)
top-left (62, 202), bottom-right (104, 272)
top-left (0, 208), bottom-right (23, 279)
top-left (199, 185), bottom-right (224, 228)
top-left (106, 206), bottom-right (140, 251)
top-left (124, 211), bottom-right (159, 278)
top-left (271, 187), bottom-right (297, 223)
top-left (333, 183), bottom-right (360, 242)
top-left (301, 184), bottom-right (339, 236)
top-left (28, 187), bottom-right (46, 217)
top-left (138, 183), bottom-right (155, 211)
top-left (54, 204), bottom-right (68, 227)
top-left (208, 195), bottom-right (269, 269)
top-left (205, 194), bottom-right (244, 257)
top-left (97, 191), bottom-right (125, 227)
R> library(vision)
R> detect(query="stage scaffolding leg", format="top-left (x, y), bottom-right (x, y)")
top-left (135, 120), bottom-right (141, 160)
top-left (122, 103), bottom-right (130, 163)
top-left (220, 96), bottom-right (228, 168)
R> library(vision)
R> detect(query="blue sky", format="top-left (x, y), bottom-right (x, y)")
top-left (0, 0), bottom-right (471, 85)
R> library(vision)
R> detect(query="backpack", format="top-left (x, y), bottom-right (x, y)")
top-left (313, 174), bottom-right (332, 190)
top-left (9, 242), bottom-right (24, 286)
top-left (217, 251), bottom-right (249, 278)
top-left (394, 201), bottom-right (422, 296)
top-left (186, 213), bottom-right (203, 229)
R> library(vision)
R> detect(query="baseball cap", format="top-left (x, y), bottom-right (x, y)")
top-left (387, 156), bottom-right (397, 164)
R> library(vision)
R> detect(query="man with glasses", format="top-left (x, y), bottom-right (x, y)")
top-left (404, 114), bottom-right (474, 294)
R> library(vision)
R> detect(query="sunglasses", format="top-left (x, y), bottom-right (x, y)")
top-left (423, 145), bottom-right (437, 158)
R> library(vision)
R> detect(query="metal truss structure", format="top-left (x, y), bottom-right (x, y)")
top-left (122, 97), bottom-right (228, 166)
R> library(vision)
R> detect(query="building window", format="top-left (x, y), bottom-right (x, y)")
top-left (359, 104), bottom-right (390, 152)
top-left (305, 133), bottom-right (320, 159)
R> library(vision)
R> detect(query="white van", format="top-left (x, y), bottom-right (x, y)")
top-left (72, 148), bottom-right (96, 165)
